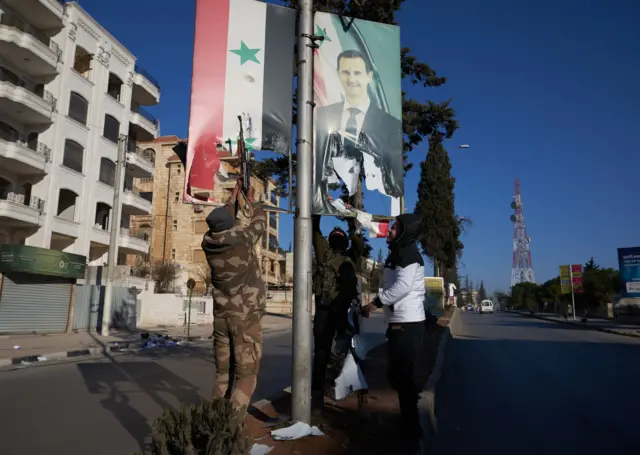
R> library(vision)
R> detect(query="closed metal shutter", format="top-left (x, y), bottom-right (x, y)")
top-left (0, 273), bottom-right (72, 334)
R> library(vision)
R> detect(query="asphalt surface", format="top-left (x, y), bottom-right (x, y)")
top-left (431, 311), bottom-right (640, 455)
top-left (0, 313), bottom-right (387, 455)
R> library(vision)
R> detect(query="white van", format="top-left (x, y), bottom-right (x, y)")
top-left (479, 300), bottom-right (494, 314)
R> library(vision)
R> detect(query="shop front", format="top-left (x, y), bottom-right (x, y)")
top-left (0, 245), bottom-right (86, 334)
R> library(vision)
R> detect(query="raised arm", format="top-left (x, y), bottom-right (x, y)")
top-left (312, 214), bottom-right (328, 259)
top-left (346, 218), bottom-right (365, 262)
top-left (246, 207), bottom-right (267, 245)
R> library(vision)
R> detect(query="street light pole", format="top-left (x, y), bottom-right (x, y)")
top-left (291, 0), bottom-right (314, 424)
top-left (101, 134), bottom-right (127, 336)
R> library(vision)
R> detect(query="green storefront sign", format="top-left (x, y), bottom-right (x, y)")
top-left (0, 245), bottom-right (86, 279)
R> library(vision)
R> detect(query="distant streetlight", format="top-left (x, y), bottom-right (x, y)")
top-left (458, 144), bottom-right (470, 149)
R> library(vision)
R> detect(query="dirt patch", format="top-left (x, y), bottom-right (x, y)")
top-left (245, 309), bottom-right (454, 454)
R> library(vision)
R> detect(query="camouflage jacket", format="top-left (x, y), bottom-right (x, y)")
top-left (201, 203), bottom-right (267, 319)
top-left (312, 217), bottom-right (365, 312)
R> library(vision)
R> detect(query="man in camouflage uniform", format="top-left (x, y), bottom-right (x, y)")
top-left (312, 214), bottom-right (364, 416)
top-left (202, 179), bottom-right (266, 414)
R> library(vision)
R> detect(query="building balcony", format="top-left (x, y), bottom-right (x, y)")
top-left (0, 25), bottom-right (61, 79)
top-left (129, 107), bottom-right (158, 142)
top-left (125, 145), bottom-right (155, 178)
top-left (119, 227), bottom-right (149, 255)
top-left (0, 191), bottom-right (44, 227)
top-left (132, 64), bottom-right (160, 106)
top-left (90, 225), bottom-right (110, 246)
top-left (0, 77), bottom-right (57, 125)
top-left (0, 137), bottom-right (50, 175)
top-left (121, 187), bottom-right (152, 216)
top-left (51, 216), bottom-right (81, 239)
top-left (3, 0), bottom-right (65, 32)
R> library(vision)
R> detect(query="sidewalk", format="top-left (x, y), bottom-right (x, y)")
top-left (244, 309), bottom-right (455, 454)
top-left (0, 314), bottom-right (292, 368)
top-left (512, 311), bottom-right (640, 338)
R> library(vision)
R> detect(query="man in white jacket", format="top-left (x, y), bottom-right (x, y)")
top-left (363, 212), bottom-right (427, 449)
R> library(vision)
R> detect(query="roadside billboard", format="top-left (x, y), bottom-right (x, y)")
top-left (617, 247), bottom-right (640, 297)
top-left (313, 12), bottom-right (403, 216)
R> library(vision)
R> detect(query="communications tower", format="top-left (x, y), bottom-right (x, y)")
top-left (511, 179), bottom-right (535, 286)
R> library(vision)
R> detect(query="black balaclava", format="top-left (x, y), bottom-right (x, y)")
top-left (328, 226), bottom-right (348, 252)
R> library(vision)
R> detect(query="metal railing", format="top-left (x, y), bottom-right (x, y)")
top-left (134, 106), bottom-right (159, 126)
top-left (1, 138), bottom-right (51, 162)
top-left (120, 227), bottom-right (149, 242)
top-left (126, 143), bottom-right (155, 165)
top-left (0, 69), bottom-right (57, 110)
top-left (0, 191), bottom-right (45, 211)
top-left (134, 64), bottom-right (160, 90)
top-left (0, 21), bottom-right (62, 62)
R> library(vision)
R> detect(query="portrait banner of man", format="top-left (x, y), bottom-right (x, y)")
top-left (313, 12), bottom-right (404, 216)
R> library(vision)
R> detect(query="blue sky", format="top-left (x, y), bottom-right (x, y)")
top-left (79, 0), bottom-right (640, 293)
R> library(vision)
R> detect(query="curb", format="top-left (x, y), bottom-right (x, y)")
top-left (418, 307), bottom-right (458, 454)
top-left (0, 335), bottom-right (211, 371)
top-left (0, 325), bottom-right (293, 372)
top-left (510, 311), bottom-right (640, 339)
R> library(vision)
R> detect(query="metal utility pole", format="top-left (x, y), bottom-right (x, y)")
top-left (291, 0), bottom-right (314, 424)
top-left (101, 135), bottom-right (127, 336)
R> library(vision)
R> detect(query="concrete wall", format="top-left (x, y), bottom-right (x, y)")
top-left (137, 288), bottom-right (213, 328)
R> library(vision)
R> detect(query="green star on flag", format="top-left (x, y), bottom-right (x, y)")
top-left (230, 41), bottom-right (261, 65)
top-left (315, 25), bottom-right (332, 47)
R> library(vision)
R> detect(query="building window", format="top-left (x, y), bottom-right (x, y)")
top-left (106, 73), bottom-right (123, 102)
top-left (269, 234), bottom-right (277, 252)
top-left (271, 260), bottom-right (276, 274)
top-left (62, 139), bottom-right (84, 173)
top-left (269, 212), bottom-right (277, 229)
top-left (193, 249), bottom-right (206, 263)
top-left (73, 46), bottom-right (93, 80)
top-left (94, 202), bottom-right (111, 230)
top-left (57, 189), bottom-right (78, 221)
top-left (173, 220), bottom-right (178, 230)
top-left (174, 192), bottom-right (179, 202)
top-left (68, 92), bottom-right (89, 125)
top-left (171, 248), bottom-right (176, 259)
top-left (140, 192), bottom-right (153, 203)
top-left (103, 115), bottom-right (120, 143)
top-left (270, 191), bottom-right (277, 205)
top-left (194, 220), bottom-right (208, 234)
top-left (142, 148), bottom-right (155, 165)
top-left (99, 158), bottom-right (116, 186)
top-left (0, 121), bottom-right (19, 142)
top-left (262, 234), bottom-right (267, 250)
top-left (176, 166), bottom-right (181, 175)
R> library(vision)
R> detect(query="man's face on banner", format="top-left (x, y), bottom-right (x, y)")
top-left (338, 57), bottom-right (372, 104)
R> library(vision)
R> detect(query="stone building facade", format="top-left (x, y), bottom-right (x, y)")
top-left (128, 136), bottom-right (282, 293)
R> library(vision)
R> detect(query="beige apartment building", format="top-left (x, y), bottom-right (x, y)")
top-left (127, 135), bottom-right (282, 294)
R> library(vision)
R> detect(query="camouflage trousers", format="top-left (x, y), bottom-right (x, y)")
top-left (213, 314), bottom-right (263, 412)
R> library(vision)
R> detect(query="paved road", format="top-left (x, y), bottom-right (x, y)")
top-left (0, 314), bottom-right (387, 455)
top-left (431, 311), bottom-right (640, 455)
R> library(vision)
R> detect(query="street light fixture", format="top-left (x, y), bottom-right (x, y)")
top-left (458, 144), bottom-right (470, 149)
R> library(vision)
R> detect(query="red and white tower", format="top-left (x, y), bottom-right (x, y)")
top-left (511, 179), bottom-right (535, 287)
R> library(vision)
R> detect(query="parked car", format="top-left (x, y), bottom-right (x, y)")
top-left (479, 300), bottom-right (494, 314)
top-left (466, 304), bottom-right (474, 311)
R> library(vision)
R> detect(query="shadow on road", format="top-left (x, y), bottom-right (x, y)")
top-left (77, 354), bottom-right (203, 452)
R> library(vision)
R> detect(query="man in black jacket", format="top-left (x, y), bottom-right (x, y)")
top-left (312, 214), bottom-right (365, 417)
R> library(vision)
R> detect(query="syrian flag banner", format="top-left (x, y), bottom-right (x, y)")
top-left (184, 0), bottom-right (295, 203)
top-left (369, 222), bottom-right (389, 239)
